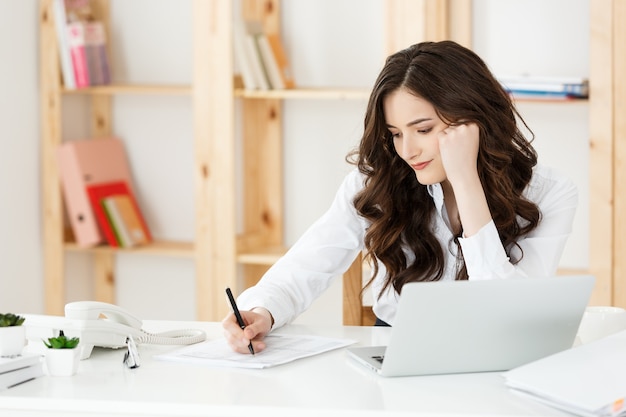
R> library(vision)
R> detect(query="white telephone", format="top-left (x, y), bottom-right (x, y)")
top-left (23, 301), bottom-right (206, 359)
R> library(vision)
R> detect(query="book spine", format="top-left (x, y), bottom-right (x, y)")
top-left (96, 24), bottom-right (111, 84)
top-left (102, 198), bottom-right (132, 247)
top-left (266, 33), bottom-right (295, 89)
top-left (243, 21), bottom-right (270, 90)
top-left (233, 20), bottom-right (258, 90)
top-left (244, 35), bottom-right (270, 90)
top-left (109, 195), bottom-right (150, 246)
top-left (84, 21), bottom-right (111, 86)
top-left (127, 196), bottom-right (152, 243)
top-left (256, 34), bottom-right (285, 89)
top-left (66, 21), bottom-right (90, 88)
top-left (83, 22), bottom-right (102, 85)
top-left (52, 0), bottom-right (76, 89)
top-left (94, 198), bottom-right (119, 247)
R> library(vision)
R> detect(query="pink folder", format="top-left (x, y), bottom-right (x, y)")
top-left (57, 138), bottom-right (135, 247)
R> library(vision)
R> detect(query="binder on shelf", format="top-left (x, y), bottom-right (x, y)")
top-left (57, 138), bottom-right (136, 247)
top-left (86, 181), bottom-right (152, 248)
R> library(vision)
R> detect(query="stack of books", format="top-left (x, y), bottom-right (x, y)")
top-left (87, 180), bottom-right (153, 248)
top-left (234, 18), bottom-right (295, 91)
top-left (53, 0), bottom-right (111, 89)
top-left (0, 353), bottom-right (44, 391)
top-left (498, 75), bottom-right (589, 100)
top-left (57, 138), bottom-right (152, 248)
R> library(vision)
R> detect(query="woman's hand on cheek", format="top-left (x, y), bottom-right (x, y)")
top-left (438, 122), bottom-right (480, 186)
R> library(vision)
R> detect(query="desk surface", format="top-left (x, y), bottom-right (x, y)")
top-left (0, 321), bottom-right (572, 417)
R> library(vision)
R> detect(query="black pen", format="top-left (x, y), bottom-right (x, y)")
top-left (225, 287), bottom-right (255, 355)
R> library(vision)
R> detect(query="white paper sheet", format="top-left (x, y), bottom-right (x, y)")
top-left (154, 333), bottom-right (355, 369)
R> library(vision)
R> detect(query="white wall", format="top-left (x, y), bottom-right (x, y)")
top-left (0, 1), bottom-right (43, 314)
top-left (0, 0), bottom-right (589, 324)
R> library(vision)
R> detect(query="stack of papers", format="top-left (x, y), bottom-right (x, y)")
top-left (503, 330), bottom-right (626, 417)
top-left (155, 333), bottom-right (355, 369)
top-left (0, 353), bottom-right (44, 390)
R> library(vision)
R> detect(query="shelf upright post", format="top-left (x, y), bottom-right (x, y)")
top-left (89, 0), bottom-right (116, 305)
top-left (614, 0), bottom-right (626, 307)
top-left (40, 0), bottom-right (65, 315)
top-left (193, 0), bottom-right (237, 320)
top-left (238, 0), bottom-right (284, 289)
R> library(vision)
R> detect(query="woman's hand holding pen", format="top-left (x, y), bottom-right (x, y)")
top-left (222, 307), bottom-right (273, 354)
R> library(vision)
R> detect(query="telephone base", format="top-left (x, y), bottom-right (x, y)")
top-left (22, 314), bottom-right (129, 360)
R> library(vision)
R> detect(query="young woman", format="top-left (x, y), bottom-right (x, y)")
top-left (223, 40), bottom-right (578, 354)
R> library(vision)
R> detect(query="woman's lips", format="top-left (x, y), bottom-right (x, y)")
top-left (411, 161), bottom-right (430, 170)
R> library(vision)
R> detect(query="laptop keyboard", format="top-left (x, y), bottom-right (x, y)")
top-left (372, 355), bottom-right (385, 364)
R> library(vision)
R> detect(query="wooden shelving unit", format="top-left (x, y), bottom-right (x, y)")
top-left (39, 0), bottom-right (236, 320)
top-left (38, 0), bottom-right (625, 324)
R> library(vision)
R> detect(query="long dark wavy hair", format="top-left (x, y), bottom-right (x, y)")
top-left (348, 40), bottom-right (540, 298)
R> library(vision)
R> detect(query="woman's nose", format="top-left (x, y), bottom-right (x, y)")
top-left (401, 135), bottom-right (421, 161)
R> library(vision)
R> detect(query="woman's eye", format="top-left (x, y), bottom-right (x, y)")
top-left (418, 127), bottom-right (433, 134)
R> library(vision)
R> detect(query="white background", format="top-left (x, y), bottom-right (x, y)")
top-left (0, 0), bottom-right (589, 325)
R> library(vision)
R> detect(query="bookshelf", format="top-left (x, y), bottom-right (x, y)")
top-left (40, 0), bottom-right (235, 320)
top-left (38, 0), bottom-right (625, 322)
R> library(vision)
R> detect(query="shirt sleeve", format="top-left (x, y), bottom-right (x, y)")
top-left (459, 165), bottom-right (578, 280)
top-left (237, 169), bottom-right (367, 329)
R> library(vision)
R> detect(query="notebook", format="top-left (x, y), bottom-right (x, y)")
top-left (347, 275), bottom-right (595, 377)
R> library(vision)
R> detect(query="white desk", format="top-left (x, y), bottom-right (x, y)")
top-left (0, 321), bottom-right (572, 417)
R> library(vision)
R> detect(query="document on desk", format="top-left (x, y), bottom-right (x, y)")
top-left (503, 329), bottom-right (626, 417)
top-left (154, 333), bottom-right (356, 369)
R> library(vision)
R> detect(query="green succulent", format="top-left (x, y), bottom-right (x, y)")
top-left (0, 313), bottom-right (25, 327)
top-left (43, 330), bottom-right (80, 349)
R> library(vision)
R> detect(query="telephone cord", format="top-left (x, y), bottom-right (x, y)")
top-left (136, 328), bottom-right (207, 345)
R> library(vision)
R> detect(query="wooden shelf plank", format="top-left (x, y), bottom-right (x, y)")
top-left (64, 240), bottom-right (194, 257)
top-left (235, 87), bottom-right (370, 100)
top-left (62, 84), bottom-right (192, 95)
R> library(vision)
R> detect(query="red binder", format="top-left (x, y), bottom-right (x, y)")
top-left (86, 181), bottom-right (152, 247)
top-left (57, 138), bottom-right (136, 247)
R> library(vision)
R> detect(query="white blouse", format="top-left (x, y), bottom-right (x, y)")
top-left (238, 164), bottom-right (578, 329)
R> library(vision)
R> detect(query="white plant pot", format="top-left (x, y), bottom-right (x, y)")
top-left (0, 326), bottom-right (25, 357)
top-left (45, 348), bottom-right (80, 376)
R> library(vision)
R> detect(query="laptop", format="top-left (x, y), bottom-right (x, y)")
top-left (347, 275), bottom-right (595, 377)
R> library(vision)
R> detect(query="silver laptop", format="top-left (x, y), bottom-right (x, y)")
top-left (347, 275), bottom-right (595, 377)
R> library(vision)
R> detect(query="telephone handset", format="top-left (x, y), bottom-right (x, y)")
top-left (23, 301), bottom-right (206, 359)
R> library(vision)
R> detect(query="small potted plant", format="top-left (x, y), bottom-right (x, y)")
top-left (0, 313), bottom-right (26, 357)
top-left (43, 330), bottom-right (81, 376)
